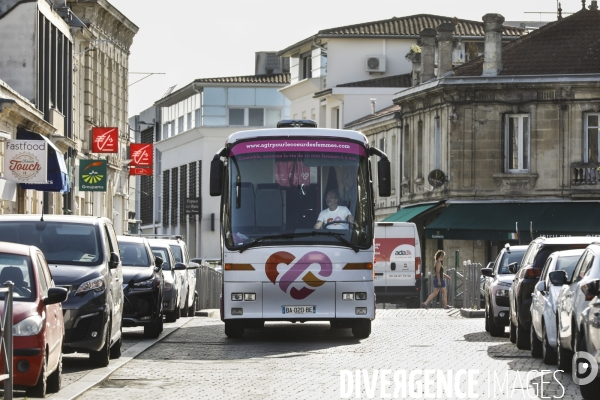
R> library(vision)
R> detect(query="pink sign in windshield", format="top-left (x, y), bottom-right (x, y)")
top-left (231, 139), bottom-right (367, 157)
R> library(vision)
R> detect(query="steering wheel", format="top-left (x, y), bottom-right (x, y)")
top-left (322, 220), bottom-right (356, 230)
top-left (13, 286), bottom-right (30, 297)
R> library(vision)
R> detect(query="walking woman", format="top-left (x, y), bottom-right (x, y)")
top-left (422, 250), bottom-right (452, 309)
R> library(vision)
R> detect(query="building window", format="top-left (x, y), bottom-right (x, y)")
top-left (178, 116), bottom-right (184, 134)
top-left (416, 121), bottom-right (423, 179)
top-left (434, 116), bottom-right (441, 169)
top-left (171, 168), bottom-right (178, 225)
top-left (584, 113), bottom-right (600, 163)
top-left (379, 137), bottom-right (385, 153)
top-left (301, 52), bottom-right (312, 80)
top-left (229, 109), bottom-right (245, 126)
top-left (187, 112), bottom-right (192, 131)
top-left (195, 109), bottom-right (202, 127)
top-left (248, 108), bottom-right (264, 126)
top-left (391, 135), bottom-right (397, 191)
top-left (505, 114), bottom-right (530, 172)
top-left (403, 124), bottom-right (410, 182)
top-left (170, 121), bottom-right (175, 138)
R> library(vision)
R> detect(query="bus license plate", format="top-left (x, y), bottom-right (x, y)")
top-left (282, 306), bottom-right (315, 314)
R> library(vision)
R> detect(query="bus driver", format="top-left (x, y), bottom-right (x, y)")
top-left (314, 189), bottom-right (354, 229)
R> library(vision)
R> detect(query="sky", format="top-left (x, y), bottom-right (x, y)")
top-left (107, 0), bottom-right (571, 117)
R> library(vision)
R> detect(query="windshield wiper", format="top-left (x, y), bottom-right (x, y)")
top-left (236, 231), bottom-right (360, 253)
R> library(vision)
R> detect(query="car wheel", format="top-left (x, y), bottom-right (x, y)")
top-left (557, 338), bottom-right (573, 372)
top-left (188, 294), bottom-right (196, 317)
top-left (90, 324), bottom-right (111, 367)
top-left (144, 318), bottom-right (162, 338)
top-left (489, 302), bottom-right (505, 337)
top-left (352, 320), bottom-right (371, 339)
top-left (542, 321), bottom-right (557, 365)
top-left (110, 325), bottom-right (122, 359)
top-left (485, 299), bottom-right (491, 332)
top-left (47, 352), bottom-right (61, 393)
top-left (165, 311), bottom-right (177, 323)
top-left (27, 352), bottom-right (47, 398)
top-left (181, 291), bottom-right (189, 317)
top-left (516, 320), bottom-right (531, 350)
top-left (225, 320), bottom-right (245, 338)
top-left (531, 323), bottom-right (543, 358)
top-left (509, 320), bottom-right (517, 344)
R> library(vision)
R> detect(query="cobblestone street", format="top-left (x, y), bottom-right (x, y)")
top-left (73, 310), bottom-right (583, 399)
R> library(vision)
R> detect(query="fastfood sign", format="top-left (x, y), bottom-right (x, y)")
top-left (4, 140), bottom-right (48, 183)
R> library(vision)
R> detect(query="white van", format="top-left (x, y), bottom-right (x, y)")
top-left (374, 222), bottom-right (422, 307)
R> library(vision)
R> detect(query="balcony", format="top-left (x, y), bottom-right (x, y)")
top-left (571, 162), bottom-right (600, 185)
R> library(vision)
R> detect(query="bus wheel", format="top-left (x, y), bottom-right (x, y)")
top-left (352, 320), bottom-right (371, 339)
top-left (225, 320), bottom-right (245, 338)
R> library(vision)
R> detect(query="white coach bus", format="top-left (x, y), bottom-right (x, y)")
top-left (209, 120), bottom-right (390, 338)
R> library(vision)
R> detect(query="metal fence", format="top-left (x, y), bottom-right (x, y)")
top-left (195, 266), bottom-right (222, 310)
top-left (462, 261), bottom-right (484, 310)
top-left (0, 282), bottom-right (14, 400)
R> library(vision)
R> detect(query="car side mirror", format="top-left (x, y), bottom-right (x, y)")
top-left (583, 279), bottom-right (600, 298)
top-left (481, 268), bottom-right (494, 277)
top-left (188, 262), bottom-right (200, 270)
top-left (44, 287), bottom-right (68, 305)
top-left (535, 280), bottom-right (546, 293)
top-left (174, 262), bottom-right (187, 271)
top-left (549, 270), bottom-right (568, 286)
top-left (155, 256), bottom-right (164, 268)
top-left (508, 262), bottom-right (518, 274)
top-left (109, 252), bottom-right (120, 269)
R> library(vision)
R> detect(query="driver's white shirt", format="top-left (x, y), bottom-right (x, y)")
top-left (317, 206), bottom-right (351, 229)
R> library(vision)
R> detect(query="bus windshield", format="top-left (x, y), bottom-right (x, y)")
top-left (223, 138), bottom-right (372, 251)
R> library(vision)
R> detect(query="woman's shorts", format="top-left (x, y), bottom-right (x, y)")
top-left (433, 277), bottom-right (446, 288)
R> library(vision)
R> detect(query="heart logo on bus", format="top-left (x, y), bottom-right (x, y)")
top-left (266, 251), bottom-right (333, 300)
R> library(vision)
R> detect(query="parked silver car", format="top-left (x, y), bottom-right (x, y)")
top-left (576, 278), bottom-right (600, 399)
top-left (530, 249), bottom-right (583, 364)
top-left (149, 241), bottom-right (186, 322)
top-left (553, 243), bottom-right (600, 372)
top-left (482, 244), bottom-right (527, 337)
top-left (163, 238), bottom-right (198, 317)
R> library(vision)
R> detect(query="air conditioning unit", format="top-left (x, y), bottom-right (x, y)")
top-left (366, 56), bottom-right (386, 73)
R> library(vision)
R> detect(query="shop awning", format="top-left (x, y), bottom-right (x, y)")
top-left (382, 203), bottom-right (439, 222)
top-left (425, 202), bottom-right (600, 241)
top-left (17, 129), bottom-right (71, 193)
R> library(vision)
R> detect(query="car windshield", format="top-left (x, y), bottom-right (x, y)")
top-left (151, 248), bottom-right (171, 270)
top-left (498, 249), bottom-right (526, 274)
top-left (169, 245), bottom-right (184, 263)
top-left (555, 255), bottom-right (581, 280)
top-left (0, 221), bottom-right (102, 266)
top-left (223, 138), bottom-right (373, 251)
top-left (118, 242), bottom-right (151, 267)
top-left (0, 253), bottom-right (35, 301)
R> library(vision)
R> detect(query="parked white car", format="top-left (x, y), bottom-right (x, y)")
top-left (530, 249), bottom-right (584, 364)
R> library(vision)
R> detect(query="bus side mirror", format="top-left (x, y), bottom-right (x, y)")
top-left (210, 157), bottom-right (224, 196)
top-left (377, 159), bottom-right (391, 197)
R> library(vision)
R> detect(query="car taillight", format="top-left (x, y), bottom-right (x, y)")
top-left (415, 257), bottom-right (421, 279)
top-left (524, 267), bottom-right (542, 279)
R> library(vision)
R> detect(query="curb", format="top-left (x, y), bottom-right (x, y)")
top-left (195, 309), bottom-right (220, 319)
top-left (48, 317), bottom-right (190, 400)
top-left (460, 308), bottom-right (485, 318)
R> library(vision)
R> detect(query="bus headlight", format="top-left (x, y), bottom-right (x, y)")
top-left (244, 293), bottom-right (256, 301)
top-left (342, 293), bottom-right (354, 301)
top-left (355, 292), bottom-right (367, 300)
top-left (231, 293), bottom-right (243, 301)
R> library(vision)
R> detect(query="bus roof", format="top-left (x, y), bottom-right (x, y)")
top-left (225, 127), bottom-right (369, 146)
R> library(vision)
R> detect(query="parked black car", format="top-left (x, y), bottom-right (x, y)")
top-left (0, 215), bottom-right (124, 367)
top-left (508, 236), bottom-right (597, 350)
top-left (117, 236), bottom-right (164, 338)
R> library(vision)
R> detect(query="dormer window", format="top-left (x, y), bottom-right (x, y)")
top-left (300, 51), bottom-right (312, 80)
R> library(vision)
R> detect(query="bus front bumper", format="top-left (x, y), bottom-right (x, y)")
top-left (223, 281), bottom-right (374, 320)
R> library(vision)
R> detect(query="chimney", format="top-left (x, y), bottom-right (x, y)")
top-left (591, 1), bottom-right (598, 10)
top-left (482, 14), bottom-right (505, 77)
top-left (411, 53), bottom-right (421, 86)
top-left (419, 28), bottom-right (437, 82)
top-left (437, 23), bottom-right (454, 77)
